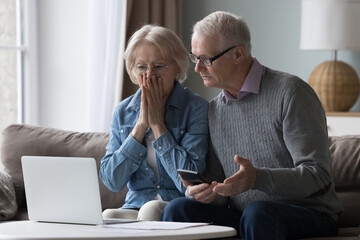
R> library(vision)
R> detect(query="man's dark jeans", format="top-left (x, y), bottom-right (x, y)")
top-left (162, 198), bottom-right (338, 240)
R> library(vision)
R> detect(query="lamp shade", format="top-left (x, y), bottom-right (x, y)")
top-left (300, 0), bottom-right (360, 50)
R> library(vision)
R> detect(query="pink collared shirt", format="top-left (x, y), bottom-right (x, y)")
top-left (222, 58), bottom-right (264, 103)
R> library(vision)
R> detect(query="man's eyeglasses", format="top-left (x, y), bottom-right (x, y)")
top-left (134, 64), bottom-right (169, 75)
top-left (188, 46), bottom-right (236, 66)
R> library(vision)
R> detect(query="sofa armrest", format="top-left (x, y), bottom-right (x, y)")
top-left (329, 135), bottom-right (360, 227)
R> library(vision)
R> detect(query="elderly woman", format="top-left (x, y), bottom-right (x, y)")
top-left (99, 25), bottom-right (209, 221)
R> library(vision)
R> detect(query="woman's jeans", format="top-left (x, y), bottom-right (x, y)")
top-left (161, 198), bottom-right (338, 240)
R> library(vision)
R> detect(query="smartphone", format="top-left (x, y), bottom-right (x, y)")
top-left (177, 169), bottom-right (211, 185)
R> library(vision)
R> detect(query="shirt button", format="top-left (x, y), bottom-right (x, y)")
top-left (139, 153), bottom-right (143, 156)
top-left (156, 185), bottom-right (160, 189)
top-left (120, 129), bottom-right (124, 133)
top-left (181, 131), bottom-right (184, 134)
top-left (158, 146), bottom-right (162, 150)
top-left (145, 168), bottom-right (149, 171)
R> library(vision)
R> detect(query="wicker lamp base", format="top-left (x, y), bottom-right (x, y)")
top-left (308, 61), bottom-right (360, 112)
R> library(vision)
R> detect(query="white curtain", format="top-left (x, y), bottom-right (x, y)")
top-left (88, 0), bottom-right (126, 132)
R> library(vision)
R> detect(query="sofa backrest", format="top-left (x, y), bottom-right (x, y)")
top-left (1, 124), bottom-right (127, 213)
top-left (329, 135), bottom-right (360, 227)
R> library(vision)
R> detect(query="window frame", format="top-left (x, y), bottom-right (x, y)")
top-left (0, 0), bottom-right (38, 125)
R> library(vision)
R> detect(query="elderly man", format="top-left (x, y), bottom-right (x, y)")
top-left (162, 11), bottom-right (343, 240)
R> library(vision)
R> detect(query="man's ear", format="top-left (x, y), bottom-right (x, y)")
top-left (234, 46), bottom-right (246, 63)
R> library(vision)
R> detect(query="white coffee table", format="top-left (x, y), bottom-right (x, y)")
top-left (0, 220), bottom-right (237, 240)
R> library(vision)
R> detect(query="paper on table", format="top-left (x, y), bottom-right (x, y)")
top-left (84, 227), bottom-right (152, 233)
top-left (103, 221), bottom-right (209, 230)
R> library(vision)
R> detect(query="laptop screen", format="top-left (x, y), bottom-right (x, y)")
top-left (21, 156), bottom-right (104, 225)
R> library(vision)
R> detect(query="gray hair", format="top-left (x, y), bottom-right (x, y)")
top-left (193, 11), bottom-right (252, 56)
top-left (124, 25), bottom-right (188, 84)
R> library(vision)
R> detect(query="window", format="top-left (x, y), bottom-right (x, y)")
top-left (0, 0), bottom-right (24, 153)
top-left (0, 0), bottom-right (37, 170)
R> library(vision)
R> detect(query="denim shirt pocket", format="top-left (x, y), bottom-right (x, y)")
top-left (168, 127), bottom-right (186, 143)
top-left (118, 126), bottom-right (133, 143)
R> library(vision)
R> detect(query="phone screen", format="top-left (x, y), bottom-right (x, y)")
top-left (177, 169), bottom-right (210, 184)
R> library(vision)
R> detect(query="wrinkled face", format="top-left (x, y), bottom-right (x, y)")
top-left (191, 33), bottom-right (237, 90)
top-left (134, 43), bottom-right (177, 98)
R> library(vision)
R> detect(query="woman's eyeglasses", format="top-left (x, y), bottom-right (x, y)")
top-left (134, 64), bottom-right (169, 75)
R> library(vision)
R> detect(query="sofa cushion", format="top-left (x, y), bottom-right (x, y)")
top-left (329, 135), bottom-right (360, 227)
top-left (1, 124), bottom-right (127, 214)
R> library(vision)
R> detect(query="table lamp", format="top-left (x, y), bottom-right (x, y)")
top-left (300, 0), bottom-right (360, 112)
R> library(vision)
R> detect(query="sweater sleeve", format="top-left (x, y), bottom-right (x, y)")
top-left (254, 78), bottom-right (333, 198)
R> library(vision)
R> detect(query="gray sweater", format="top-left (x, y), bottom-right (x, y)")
top-left (208, 67), bottom-right (343, 221)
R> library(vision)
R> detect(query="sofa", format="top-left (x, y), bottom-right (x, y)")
top-left (0, 124), bottom-right (359, 239)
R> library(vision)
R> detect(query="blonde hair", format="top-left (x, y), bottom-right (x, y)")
top-left (193, 11), bottom-right (252, 56)
top-left (124, 25), bottom-right (188, 84)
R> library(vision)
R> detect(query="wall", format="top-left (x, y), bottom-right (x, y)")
top-left (37, 0), bottom-right (90, 131)
top-left (32, 0), bottom-right (360, 134)
top-left (181, 0), bottom-right (360, 111)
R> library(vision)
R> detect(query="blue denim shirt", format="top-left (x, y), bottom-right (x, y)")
top-left (100, 81), bottom-right (209, 209)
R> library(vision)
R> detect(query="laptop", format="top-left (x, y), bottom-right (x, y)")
top-left (21, 156), bottom-right (137, 225)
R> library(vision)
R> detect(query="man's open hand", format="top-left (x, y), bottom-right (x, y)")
top-left (213, 155), bottom-right (257, 196)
